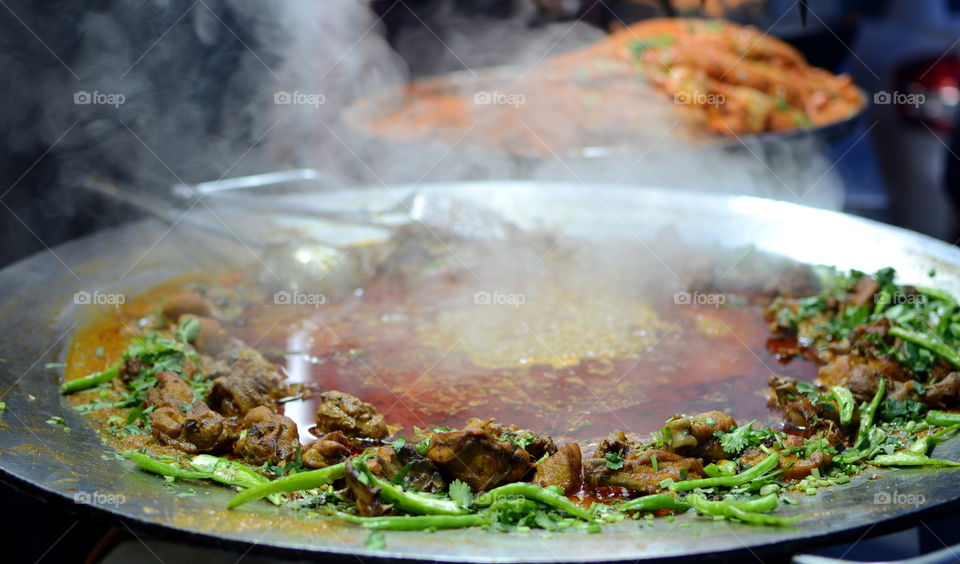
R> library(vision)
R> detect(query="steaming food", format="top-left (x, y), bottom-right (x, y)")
top-left (359, 18), bottom-right (863, 152)
top-left (586, 18), bottom-right (865, 135)
top-left (61, 229), bottom-right (960, 536)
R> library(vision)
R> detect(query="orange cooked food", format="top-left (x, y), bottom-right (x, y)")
top-left (569, 18), bottom-right (865, 135)
top-left (360, 18), bottom-right (864, 151)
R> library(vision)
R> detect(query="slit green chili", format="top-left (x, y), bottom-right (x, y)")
top-left (473, 482), bottom-right (592, 520)
top-left (227, 462), bottom-right (346, 509)
top-left (665, 453), bottom-right (779, 492)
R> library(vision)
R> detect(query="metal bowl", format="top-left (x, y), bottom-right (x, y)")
top-left (0, 182), bottom-right (957, 562)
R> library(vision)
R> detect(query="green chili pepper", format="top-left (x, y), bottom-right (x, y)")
top-left (227, 462), bottom-right (346, 509)
top-left (125, 451), bottom-right (212, 480)
top-left (914, 286), bottom-right (959, 310)
top-left (853, 378), bottom-right (886, 450)
top-left (926, 410), bottom-right (960, 427)
top-left (336, 512), bottom-right (486, 530)
top-left (870, 452), bottom-right (960, 467)
top-left (619, 494), bottom-right (691, 513)
top-left (665, 453), bottom-right (779, 492)
top-left (474, 482), bottom-right (592, 520)
top-left (355, 459), bottom-right (465, 516)
top-left (908, 436), bottom-right (935, 456)
top-left (703, 460), bottom-right (738, 478)
top-left (831, 386), bottom-right (856, 427)
top-left (191, 455), bottom-right (267, 489)
top-left (61, 364), bottom-right (120, 394)
top-left (889, 327), bottom-right (960, 369)
top-left (687, 494), bottom-right (802, 526)
top-left (687, 493), bottom-right (779, 514)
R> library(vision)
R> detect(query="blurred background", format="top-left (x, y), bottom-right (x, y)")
top-left (2, 0), bottom-right (960, 561)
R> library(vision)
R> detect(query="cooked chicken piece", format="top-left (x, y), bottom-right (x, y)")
top-left (118, 356), bottom-right (142, 383)
top-left (344, 459), bottom-right (391, 517)
top-left (817, 353), bottom-right (908, 403)
top-left (150, 401), bottom-right (238, 453)
top-left (427, 420), bottom-right (532, 491)
top-left (207, 350), bottom-right (289, 416)
top-left (923, 373), bottom-right (960, 408)
top-left (233, 406), bottom-right (300, 466)
top-left (594, 431), bottom-right (633, 459)
top-left (314, 390), bottom-right (388, 440)
top-left (662, 411), bottom-right (736, 462)
top-left (145, 371), bottom-right (195, 409)
top-left (162, 291), bottom-right (211, 321)
top-left (533, 443), bottom-right (582, 495)
top-left (302, 431), bottom-right (351, 470)
top-left (367, 444), bottom-right (447, 493)
top-left (848, 276), bottom-right (880, 308)
top-left (769, 376), bottom-right (825, 429)
top-left (463, 417), bottom-right (558, 460)
top-left (584, 449), bottom-right (704, 494)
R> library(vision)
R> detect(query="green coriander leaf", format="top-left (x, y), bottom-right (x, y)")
top-left (449, 479), bottom-right (474, 509)
top-left (605, 451), bottom-right (625, 470)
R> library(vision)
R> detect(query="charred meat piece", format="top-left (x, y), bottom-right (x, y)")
top-left (162, 291), bottom-right (211, 321)
top-left (207, 350), bottom-right (289, 416)
top-left (769, 376), bottom-right (824, 429)
top-left (314, 391), bottom-right (388, 440)
top-left (344, 459), bottom-right (391, 517)
top-left (367, 444), bottom-right (447, 493)
top-left (848, 276), bottom-right (880, 308)
top-left (150, 401), bottom-right (238, 453)
top-left (923, 372), bottom-right (960, 408)
top-left (426, 420), bottom-right (532, 492)
top-left (145, 371), bottom-right (195, 409)
top-left (302, 431), bottom-right (352, 470)
top-left (533, 443), bottom-right (582, 495)
top-left (662, 411), bottom-right (737, 462)
top-left (462, 417), bottom-right (558, 460)
top-left (118, 357), bottom-right (142, 383)
top-left (769, 376), bottom-right (850, 444)
top-left (595, 431), bottom-right (634, 459)
top-left (585, 448), bottom-right (704, 494)
top-left (233, 406), bottom-right (300, 466)
top-left (817, 353), bottom-right (908, 403)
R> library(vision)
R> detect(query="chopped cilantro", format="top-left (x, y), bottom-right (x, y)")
top-left (175, 317), bottom-right (201, 344)
top-left (449, 479), bottom-right (474, 509)
top-left (385, 436), bottom-right (407, 450)
top-left (605, 451), bottom-right (625, 470)
top-left (880, 397), bottom-right (927, 424)
top-left (715, 421), bottom-right (768, 455)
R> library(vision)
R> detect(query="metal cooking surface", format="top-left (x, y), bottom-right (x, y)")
top-left (1, 182), bottom-right (959, 562)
